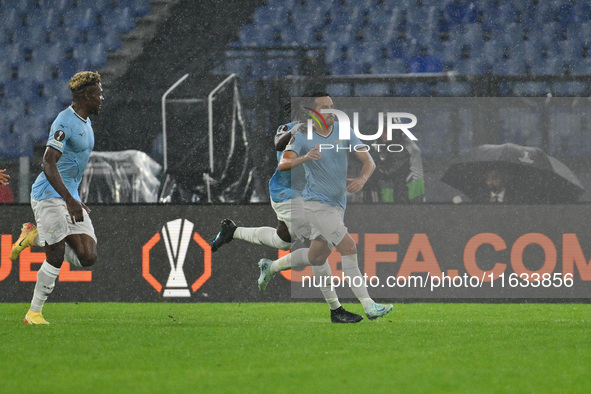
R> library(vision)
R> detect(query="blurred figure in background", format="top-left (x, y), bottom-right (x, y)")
top-left (351, 129), bottom-right (425, 204)
top-left (0, 169), bottom-right (9, 185)
top-left (0, 169), bottom-right (14, 203)
top-left (473, 167), bottom-right (522, 204)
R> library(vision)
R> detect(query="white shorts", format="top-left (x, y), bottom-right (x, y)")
top-left (271, 196), bottom-right (311, 241)
top-left (304, 200), bottom-right (348, 246)
top-left (32, 198), bottom-right (97, 246)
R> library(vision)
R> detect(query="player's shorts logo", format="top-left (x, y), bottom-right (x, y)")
top-left (142, 218), bottom-right (211, 297)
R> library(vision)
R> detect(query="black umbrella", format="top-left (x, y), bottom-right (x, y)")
top-left (441, 143), bottom-right (584, 203)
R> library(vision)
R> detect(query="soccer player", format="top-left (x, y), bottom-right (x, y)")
top-left (259, 93), bottom-right (393, 320)
top-left (212, 116), bottom-right (363, 323)
top-left (10, 71), bottom-right (103, 324)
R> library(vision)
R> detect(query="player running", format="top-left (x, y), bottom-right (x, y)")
top-left (212, 104), bottom-right (363, 323)
top-left (258, 93), bottom-right (393, 321)
top-left (10, 71), bottom-right (103, 324)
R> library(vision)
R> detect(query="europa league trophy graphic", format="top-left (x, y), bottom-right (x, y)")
top-left (162, 218), bottom-right (193, 297)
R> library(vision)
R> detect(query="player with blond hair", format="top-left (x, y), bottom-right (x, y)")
top-left (10, 71), bottom-right (104, 324)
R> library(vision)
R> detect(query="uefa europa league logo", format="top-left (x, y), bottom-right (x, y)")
top-left (162, 218), bottom-right (194, 297)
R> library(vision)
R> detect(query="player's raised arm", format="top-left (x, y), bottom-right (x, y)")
top-left (278, 145), bottom-right (321, 171)
top-left (275, 123), bottom-right (305, 151)
top-left (275, 130), bottom-right (293, 151)
top-left (346, 150), bottom-right (376, 193)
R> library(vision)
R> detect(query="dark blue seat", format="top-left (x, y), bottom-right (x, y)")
top-left (115, 7), bottom-right (135, 33)
top-left (78, 0), bottom-right (111, 13)
top-left (43, 79), bottom-right (72, 103)
top-left (551, 81), bottom-right (588, 96)
top-left (0, 128), bottom-right (34, 157)
top-left (0, 61), bottom-right (11, 83)
top-left (354, 83), bottom-right (389, 96)
top-left (0, 8), bottom-right (20, 31)
top-left (372, 58), bottom-right (407, 74)
top-left (18, 60), bottom-right (51, 83)
top-left (62, 7), bottom-right (97, 30)
top-left (512, 82), bottom-right (549, 96)
top-left (435, 82), bottom-right (471, 96)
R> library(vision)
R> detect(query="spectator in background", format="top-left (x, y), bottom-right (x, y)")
top-left (0, 183), bottom-right (14, 203)
top-left (473, 167), bottom-right (523, 204)
top-left (408, 45), bottom-right (443, 73)
top-left (0, 169), bottom-right (14, 203)
top-left (0, 169), bottom-right (9, 185)
top-left (350, 128), bottom-right (425, 204)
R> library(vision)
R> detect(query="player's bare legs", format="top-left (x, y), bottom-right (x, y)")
top-left (65, 234), bottom-right (98, 267)
top-left (276, 220), bottom-right (291, 243)
top-left (307, 238), bottom-right (332, 266)
top-left (26, 234), bottom-right (97, 325)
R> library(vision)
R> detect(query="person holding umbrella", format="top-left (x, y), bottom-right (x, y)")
top-left (474, 166), bottom-right (523, 204)
top-left (442, 143), bottom-right (584, 204)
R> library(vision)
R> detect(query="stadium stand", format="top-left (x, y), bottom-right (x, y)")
top-left (2, 0), bottom-right (591, 202)
top-left (223, 0), bottom-right (591, 86)
top-left (0, 0), bottom-right (175, 150)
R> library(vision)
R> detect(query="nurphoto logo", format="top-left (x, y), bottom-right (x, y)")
top-left (305, 109), bottom-right (418, 152)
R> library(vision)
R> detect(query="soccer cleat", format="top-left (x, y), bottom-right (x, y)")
top-left (257, 258), bottom-right (275, 292)
top-left (24, 310), bottom-right (49, 325)
top-left (365, 302), bottom-right (393, 321)
top-left (211, 219), bottom-right (237, 252)
top-left (330, 306), bottom-right (363, 323)
top-left (10, 223), bottom-right (38, 261)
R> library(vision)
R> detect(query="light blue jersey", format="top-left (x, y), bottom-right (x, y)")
top-left (31, 106), bottom-right (95, 202)
top-left (269, 122), bottom-right (307, 203)
top-left (286, 122), bottom-right (361, 210)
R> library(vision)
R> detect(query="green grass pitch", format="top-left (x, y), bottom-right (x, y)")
top-left (1, 303), bottom-right (590, 393)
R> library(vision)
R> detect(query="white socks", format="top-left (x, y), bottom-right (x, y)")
top-left (234, 227), bottom-right (292, 251)
top-left (313, 262), bottom-right (341, 310)
top-left (270, 248), bottom-right (311, 274)
top-left (30, 261), bottom-right (61, 313)
top-left (270, 250), bottom-right (341, 310)
top-left (341, 254), bottom-right (373, 310)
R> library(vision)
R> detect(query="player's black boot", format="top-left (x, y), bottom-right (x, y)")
top-left (211, 219), bottom-right (237, 252)
top-left (331, 306), bottom-right (363, 323)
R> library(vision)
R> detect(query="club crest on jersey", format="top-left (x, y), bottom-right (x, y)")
top-left (54, 130), bottom-right (65, 141)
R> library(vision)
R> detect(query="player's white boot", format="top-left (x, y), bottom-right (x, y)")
top-left (257, 258), bottom-right (275, 292)
top-left (365, 302), bottom-right (393, 320)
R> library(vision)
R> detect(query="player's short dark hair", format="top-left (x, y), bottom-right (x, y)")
top-left (292, 91), bottom-right (331, 121)
top-left (304, 91), bottom-right (330, 99)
